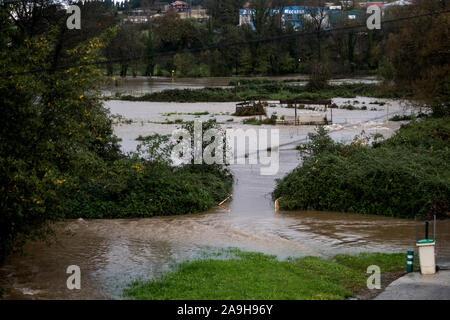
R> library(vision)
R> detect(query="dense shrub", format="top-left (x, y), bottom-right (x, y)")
top-left (64, 159), bottom-right (232, 219)
top-left (306, 62), bottom-right (331, 91)
top-left (273, 118), bottom-right (450, 219)
top-left (63, 126), bottom-right (233, 219)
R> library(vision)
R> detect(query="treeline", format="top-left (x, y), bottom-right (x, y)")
top-left (100, 0), bottom-right (448, 83)
top-left (27, 0), bottom-right (448, 101)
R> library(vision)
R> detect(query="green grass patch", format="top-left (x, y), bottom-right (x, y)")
top-left (242, 117), bottom-right (277, 125)
top-left (333, 252), bottom-right (405, 273)
top-left (390, 113), bottom-right (428, 122)
top-left (124, 250), bottom-right (405, 300)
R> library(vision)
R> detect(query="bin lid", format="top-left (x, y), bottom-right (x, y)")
top-left (417, 239), bottom-right (435, 244)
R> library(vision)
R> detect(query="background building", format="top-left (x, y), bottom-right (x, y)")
top-left (239, 6), bottom-right (328, 30)
top-left (169, 1), bottom-right (189, 12)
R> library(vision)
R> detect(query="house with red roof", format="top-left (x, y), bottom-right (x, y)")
top-left (169, 1), bottom-right (190, 12)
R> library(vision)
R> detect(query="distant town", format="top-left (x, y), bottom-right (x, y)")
top-left (119, 0), bottom-right (412, 26)
top-left (122, 1), bottom-right (209, 23)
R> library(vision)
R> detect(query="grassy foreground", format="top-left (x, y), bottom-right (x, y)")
top-left (124, 250), bottom-right (405, 300)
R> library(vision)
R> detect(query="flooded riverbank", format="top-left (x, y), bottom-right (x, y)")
top-left (101, 75), bottom-right (380, 97)
top-left (1, 97), bottom-right (447, 300)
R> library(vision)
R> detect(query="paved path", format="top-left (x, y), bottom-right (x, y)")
top-left (375, 271), bottom-right (450, 300)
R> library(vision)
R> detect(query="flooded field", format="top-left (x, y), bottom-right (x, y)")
top-left (107, 97), bottom-right (412, 152)
top-left (1, 94), bottom-right (448, 300)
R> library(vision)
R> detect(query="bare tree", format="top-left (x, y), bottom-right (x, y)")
top-left (302, 0), bottom-right (328, 61)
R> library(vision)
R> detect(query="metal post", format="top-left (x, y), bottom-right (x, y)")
top-left (331, 107), bottom-right (333, 124)
top-left (407, 250), bottom-right (414, 273)
top-left (386, 103), bottom-right (389, 124)
top-left (294, 101), bottom-right (297, 126)
top-left (259, 100), bottom-right (262, 122)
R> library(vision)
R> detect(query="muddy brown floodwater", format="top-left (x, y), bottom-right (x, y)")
top-left (0, 97), bottom-right (448, 300)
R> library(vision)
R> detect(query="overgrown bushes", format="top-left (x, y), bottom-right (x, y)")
top-left (64, 159), bottom-right (232, 219)
top-left (0, 22), bottom-right (232, 263)
top-left (64, 125), bottom-right (232, 219)
top-left (273, 117), bottom-right (450, 219)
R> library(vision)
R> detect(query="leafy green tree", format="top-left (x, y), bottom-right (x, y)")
top-left (384, 1), bottom-right (450, 105)
top-left (279, 52), bottom-right (296, 74)
top-left (145, 29), bottom-right (155, 76)
top-left (105, 23), bottom-right (144, 77)
top-left (153, 11), bottom-right (203, 52)
top-left (206, 0), bottom-right (247, 29)
top-left (239, 47), bottom-right (253, 75)
top-left (173, 52), bottom-right (197, 76)
top-left (0, 7), bottom-right (121, 261)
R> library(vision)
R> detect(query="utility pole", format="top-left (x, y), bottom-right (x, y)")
top-left (259, 100), bottom-right (262, 122)
top-left (294, 100), bottom-right (297, 126)
top-left (386, 102), bottom-right (390, 124)
top-left (330, 107), bottom-right (333, 124)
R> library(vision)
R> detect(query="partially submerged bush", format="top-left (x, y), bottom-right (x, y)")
top-left (64, 157), bottom-right (232, 219)
top-left (274, 118), bottom-right (450, 218)
top-left (296, 126), bottom-right (342, 158)
top-left (306, 62), bottom-right (330, 91)
top-left (65, 121), bottom-right (233, 219)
